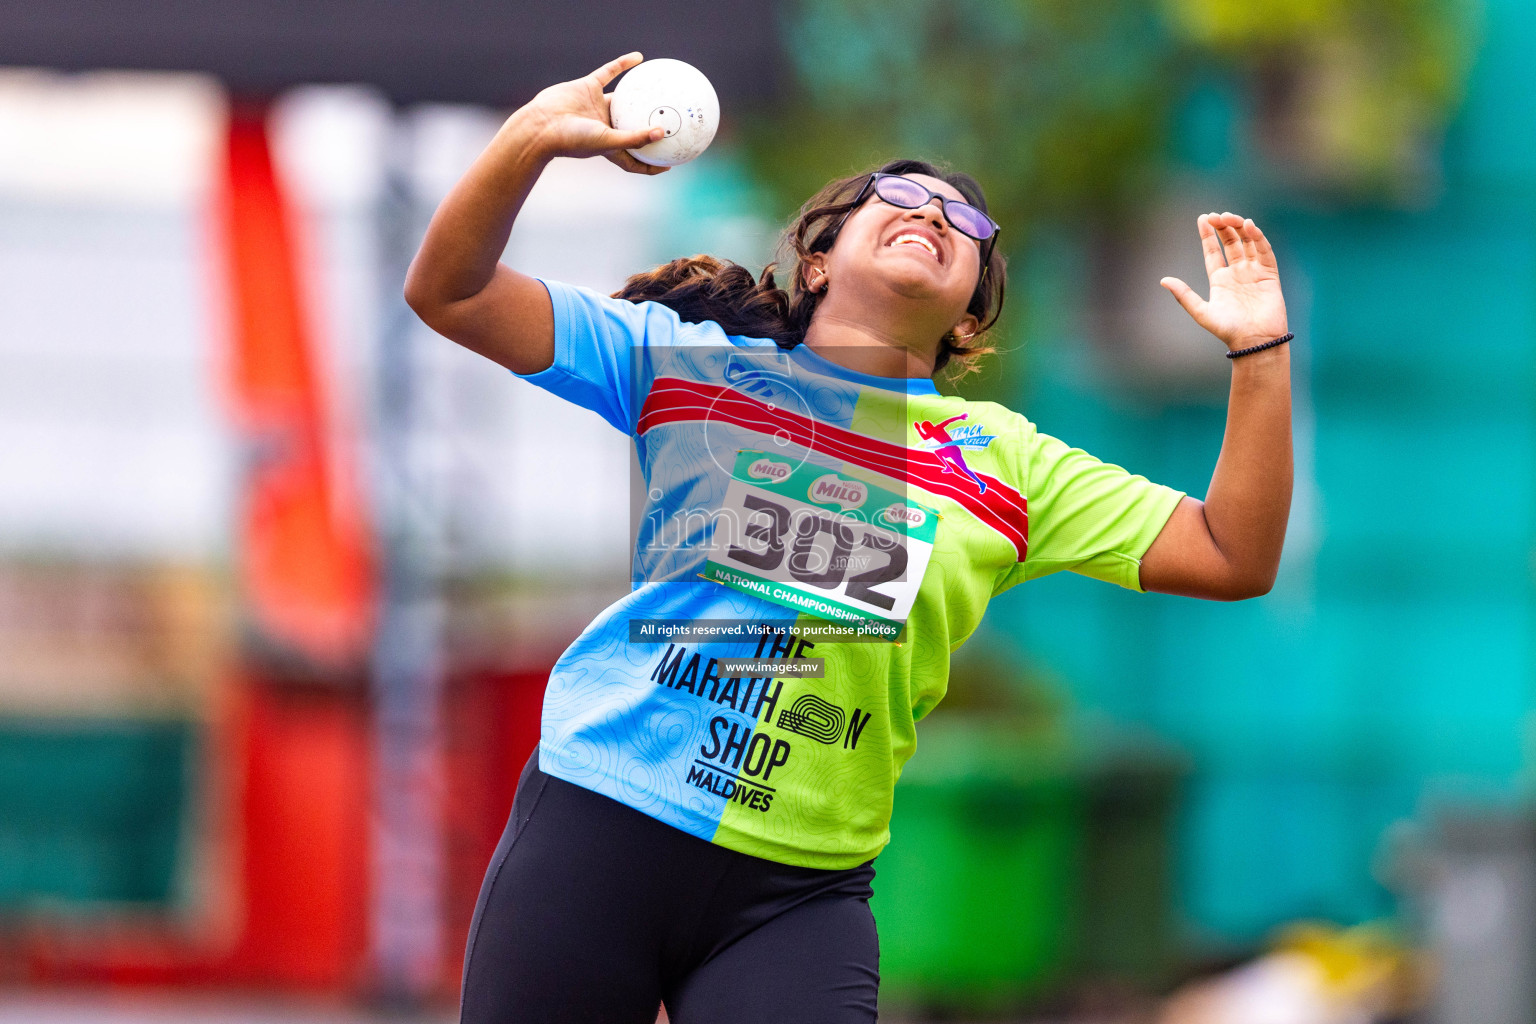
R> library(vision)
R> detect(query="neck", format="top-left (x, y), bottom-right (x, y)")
top-left (801, 309), bottom-right (940, 381)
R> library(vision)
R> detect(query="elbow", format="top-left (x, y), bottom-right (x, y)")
top-left (1219, 567), bottom-right (1278, 601)
top-left (1232, 580), bottom-right (1274, 601)
top-left (402, 263), bottom-right (435, 322)
top-left (403, 256), bottom-right (459, 330)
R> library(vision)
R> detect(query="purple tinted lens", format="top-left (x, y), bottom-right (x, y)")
top-left (873, 176), bottom-right (930, 207)
top-left (873, 175), bottom-right (996, 240)
top-left (945, 203), bottom-right (996, 240)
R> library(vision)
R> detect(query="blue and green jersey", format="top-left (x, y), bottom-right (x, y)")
top-left (516, 278), bottom-right (1184, 869)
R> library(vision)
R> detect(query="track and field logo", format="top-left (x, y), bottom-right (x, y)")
top-left (777, 694), bottom-right (845, 743)
top-left (914, 413), bottom-right (994, 494)
top-left (777, 694), bottom-right (874, 749)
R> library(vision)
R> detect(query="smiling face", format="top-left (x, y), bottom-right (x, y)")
top-left (803, 173), bottom-right (986, 341)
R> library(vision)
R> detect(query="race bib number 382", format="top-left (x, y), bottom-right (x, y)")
top-left (702, 451), bottom-right (939, 641)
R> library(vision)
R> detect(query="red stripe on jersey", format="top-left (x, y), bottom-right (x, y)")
top-left (637, 376), bottom-right (1029, 560)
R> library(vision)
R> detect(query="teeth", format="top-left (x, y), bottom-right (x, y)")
top-left (891, 233), bottom-right (938, 258)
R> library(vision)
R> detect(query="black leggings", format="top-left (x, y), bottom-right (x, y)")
top-left (459, 755), bottom-right (880, 1024)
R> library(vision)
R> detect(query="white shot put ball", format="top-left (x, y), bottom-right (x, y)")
top-left (610, 58), bottom-right (719, 167)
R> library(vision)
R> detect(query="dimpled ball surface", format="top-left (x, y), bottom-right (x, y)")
top-left (609, 58), bottom-right (719, 167)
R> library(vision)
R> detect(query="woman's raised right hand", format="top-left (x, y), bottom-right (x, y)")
top-left (516, 52), bottom-right (670, 175)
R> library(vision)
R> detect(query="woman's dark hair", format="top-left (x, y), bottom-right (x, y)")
top-left (612, 158), bottom-right (1007, 377)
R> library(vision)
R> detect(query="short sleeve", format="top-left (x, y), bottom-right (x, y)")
top-left (513, 277), bottom-right (686, 433)
top-left (1009, 422), bottom-right (1186, 592)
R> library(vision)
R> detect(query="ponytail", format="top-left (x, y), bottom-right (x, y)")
top-left (612, 254), bottom-right (802, 347)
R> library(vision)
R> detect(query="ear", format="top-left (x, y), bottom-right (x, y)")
top-left (950, 313), bottom-right (981, 343)
top-left (801, 253), bottom-right (828, 292)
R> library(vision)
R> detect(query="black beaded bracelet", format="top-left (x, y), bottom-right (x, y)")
top-left (1226, 333), bottom-right (1293, 359)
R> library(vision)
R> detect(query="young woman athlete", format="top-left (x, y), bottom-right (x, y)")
top-left (406, 52), bottom-right (1291, 1024)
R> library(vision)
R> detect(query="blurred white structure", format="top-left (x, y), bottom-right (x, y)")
top-left (0, 72), bottom-right (771, 579)
top-left (0, 71), bottom-right (230, 560)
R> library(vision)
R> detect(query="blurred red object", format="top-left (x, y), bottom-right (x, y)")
top-left (11, 102), bottom-right (554, 1007)
top-left (216, 102), bottom-right (373, 673)
top-left (439, 669), bottom-right (549, 993)
top-left (18, 676), bottom-right (372, 991)
top-left (17, 665), bottom-right (547, 1000)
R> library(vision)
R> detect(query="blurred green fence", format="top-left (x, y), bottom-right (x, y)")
top-left (0, 717), bottom-right (194, 910)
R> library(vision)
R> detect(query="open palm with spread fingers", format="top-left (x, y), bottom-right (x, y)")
top-left (1160, 213), bottom-right (1287, 350)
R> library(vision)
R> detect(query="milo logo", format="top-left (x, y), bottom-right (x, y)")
top-left (880, 502), bottom-right (926, 528)
top-left (809, 474), bottom-right (867, 511)
top-left (747, 458), bottom-right (791, 482)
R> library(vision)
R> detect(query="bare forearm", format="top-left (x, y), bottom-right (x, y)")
top-left (400, 55), bottom-right (663, 372)
top-left (1202, 344), bottom-right (1293, 592)
top-left (404, 108), bottom-right (553, 315)
top-left (1141, 213), bottom-right (1292, 600)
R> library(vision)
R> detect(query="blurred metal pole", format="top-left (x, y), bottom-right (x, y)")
top-left (1424, 810), bottom-right (1536, 1024)
top-left (1388, 806), bottom-right (1536, 1024)
top-left (369, 110), bottom-right (447, 1007)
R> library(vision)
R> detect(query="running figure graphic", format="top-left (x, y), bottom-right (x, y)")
top-left (915, 414), bottom-right (987, 493)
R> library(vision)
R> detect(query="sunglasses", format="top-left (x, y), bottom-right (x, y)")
top-left (833, 173), bottom-right (1001, 273)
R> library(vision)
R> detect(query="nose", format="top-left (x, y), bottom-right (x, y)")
top-left (906, 197), bottom-right (946, 231)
